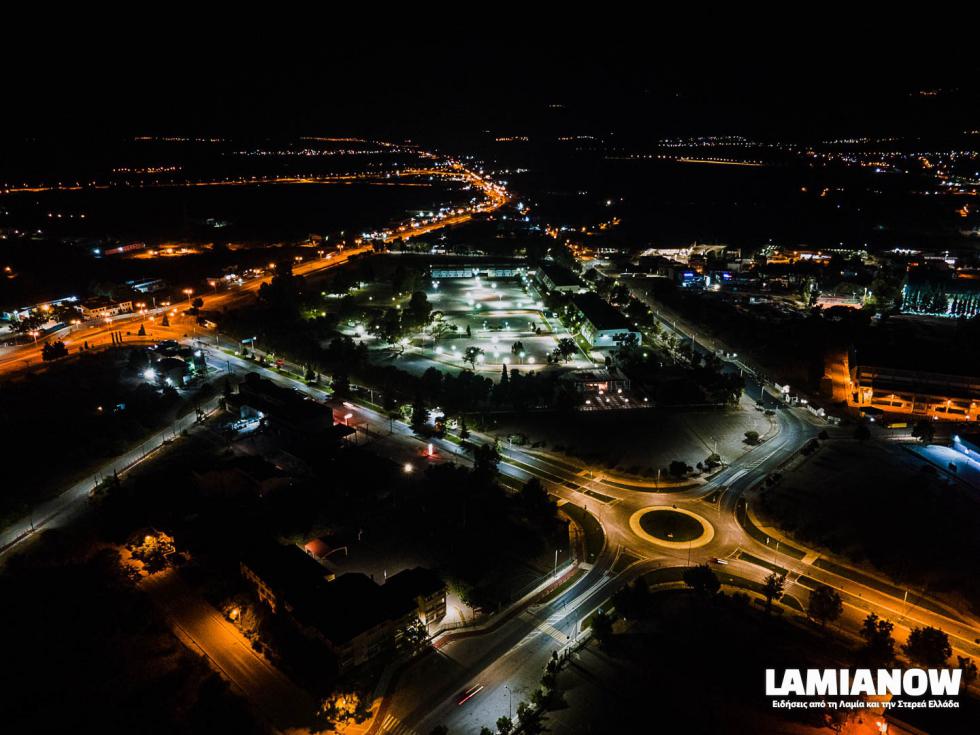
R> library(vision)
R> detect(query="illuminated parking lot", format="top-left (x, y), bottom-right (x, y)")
top-left (370, 276), bottom-right (592, 376)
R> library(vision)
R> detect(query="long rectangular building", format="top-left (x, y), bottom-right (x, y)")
top-left (570, 292), bottom-right (642, 347)
top-left (851, 364), bottom-right (980, 422)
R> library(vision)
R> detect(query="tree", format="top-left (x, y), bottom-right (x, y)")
top-left (411, 394), bottom-right (429, 433)
top-left (161, 313), bottom-right (170, 327)
top-left (371, 307), bottom-right (403, 344)
top-left (958, 657), bottom-right (978, 687)
top-left (398, 617), bottom-right (429, 657)
top-left (257, 258), bottom-right (301, 318)
top-left (903, 626), bottom-right (952, 668)
top-left (459, 417), bottom-right (470, 440)
top-left (870, 264), bottom-right (905, 313)
top-left (516, 701), bottom-right (543, 735)
top-left (429, 727), bottom-right (449, 735)
top-left (762, 572), bottom-right (785, 614)
top-left (556, 337), bottom-right (576, 363)
top-left (473, 442), bottom-right (500, 482)
top-left (853, 424), bottom-right (871, 442)
top-left (668, 460), bottom-right (688, 477)
top-left (859, 613), bottom-right (895, 666)
top-left (8, 310), bottom-right (46, 334)
top-left (511, 341), bottom-right (525, 357)
top-left (683, 564), bottom-right (720, 598)
top-left (496, 716), bottom-right (513, 735)
top-left (520, 477), bottom-right (554, 520)
top-left (137, 323), bottom-right (146, 336)
top-left (806, 586), bottom-right (843, 628)
top-left (463, 346), bottom-right (484, 369)
top-left (613, 578), bottom-right (651, 619)
top-left (500, 363), bottom-right (509, 385)
top-left (41, 341), bottom-right (69, 361)
top-left (405, 291), bottom-right (433, 330)
top-left (191, 296), bottom-right (204, 311)
top-left (317, 691), bottom-right (371, 729)
top-left (590, 609), bottom-right (613, 649)
top-left (744, 430), bottom-right (760, 445)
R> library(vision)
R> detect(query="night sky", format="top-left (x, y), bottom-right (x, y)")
top-left (5, 33), bottom-right (978, 143)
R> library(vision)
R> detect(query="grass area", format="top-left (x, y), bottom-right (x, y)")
top-left (637, 510), bottom-right (704, 542)
top-left (537, 568), bottom-right (586, 605)
top-left (757, 439), bottom-right (980, 613)
top-left (559, 502), bottom-right (604, 562)
top-left (0, 349), bottom-right (221, 529)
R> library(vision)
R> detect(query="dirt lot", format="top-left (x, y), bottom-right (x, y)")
top-left (484, 398), bottom-right (772, 474)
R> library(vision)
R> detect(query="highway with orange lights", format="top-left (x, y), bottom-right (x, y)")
top-left (0, 156), bottom-right (508, 378)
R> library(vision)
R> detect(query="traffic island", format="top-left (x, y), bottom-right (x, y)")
top-left (629, 506), bottom-right (714, 549)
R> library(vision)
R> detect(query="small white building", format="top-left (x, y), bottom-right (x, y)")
top-left (80, 298), bottom-right (133, 319)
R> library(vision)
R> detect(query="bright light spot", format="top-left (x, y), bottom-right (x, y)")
top-left (143, 368), bottom-right (156, 381)
top-left (404, 463), bottom-right (414, 473)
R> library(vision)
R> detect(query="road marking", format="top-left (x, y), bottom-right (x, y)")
top-left (380, 713), bottom-right (416, 734)
top-left (537, 620), bottom-right (568, 644)
top-left (726, 469), bottom-right (748, 484)
top-left (801, 552), bottom-right (820, 565)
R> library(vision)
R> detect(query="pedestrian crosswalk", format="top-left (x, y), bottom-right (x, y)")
top-left (537, 619), bottom-right (567, 643)
top-left (379, 712), bottom-right (417, 735)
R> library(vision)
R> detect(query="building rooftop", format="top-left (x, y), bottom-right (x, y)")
top-left (537, 261), bottom-right (582, 288)
top-left (243, 543), bottom-right (443, 647)
top-left (571, 292), bottom-right (635, 332)
top-left (293, 573), bottom-right (395, 646)
top-left (241, 541), bottom-right (329, 600)
top-left (384, 567), bottom-right (445, 602)
top-left (235, 373), bottom-right (331, 429)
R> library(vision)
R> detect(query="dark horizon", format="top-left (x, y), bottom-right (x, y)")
top-left (5, 43), bottom-right (978, 144)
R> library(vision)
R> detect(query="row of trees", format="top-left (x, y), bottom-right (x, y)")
top-left (601, 563), bottom-right (977, 681)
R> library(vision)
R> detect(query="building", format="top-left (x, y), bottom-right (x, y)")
top-left (535, 261), bottom-right (583, 293)
top-left (241, 541), bottom-right (331, 614)
top-left (230, 373), bottom-right (333, 437)
top-left (193, 456), bottom-right (290, 498)
top-left (291, 573), bottom-right (404, 669)
top-left (570, 292), bottom-right (642, 347)
top-left (126, 277), bottom-right (167, 294)
top-left (383, 567), bottom-right (447, 628)
top-left (241, 542), bottom-right (446, 670)
top-left (559, 367), bottom-right (631, 394)
top-left (79, 297), bottom-right (133, 318)
top-left (430, 264), bottom-right (522, 279)
top-left (850, 364), bottom-right (980, 422)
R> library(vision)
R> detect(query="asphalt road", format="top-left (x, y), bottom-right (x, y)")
top-left (143, 569), bottom-right (315, 733)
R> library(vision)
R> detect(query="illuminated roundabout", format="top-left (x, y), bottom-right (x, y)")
top-left (628, 506), bottom-right (715, 549)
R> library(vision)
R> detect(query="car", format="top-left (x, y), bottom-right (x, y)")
top-left (456, 684), bottom-right (484, 706)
